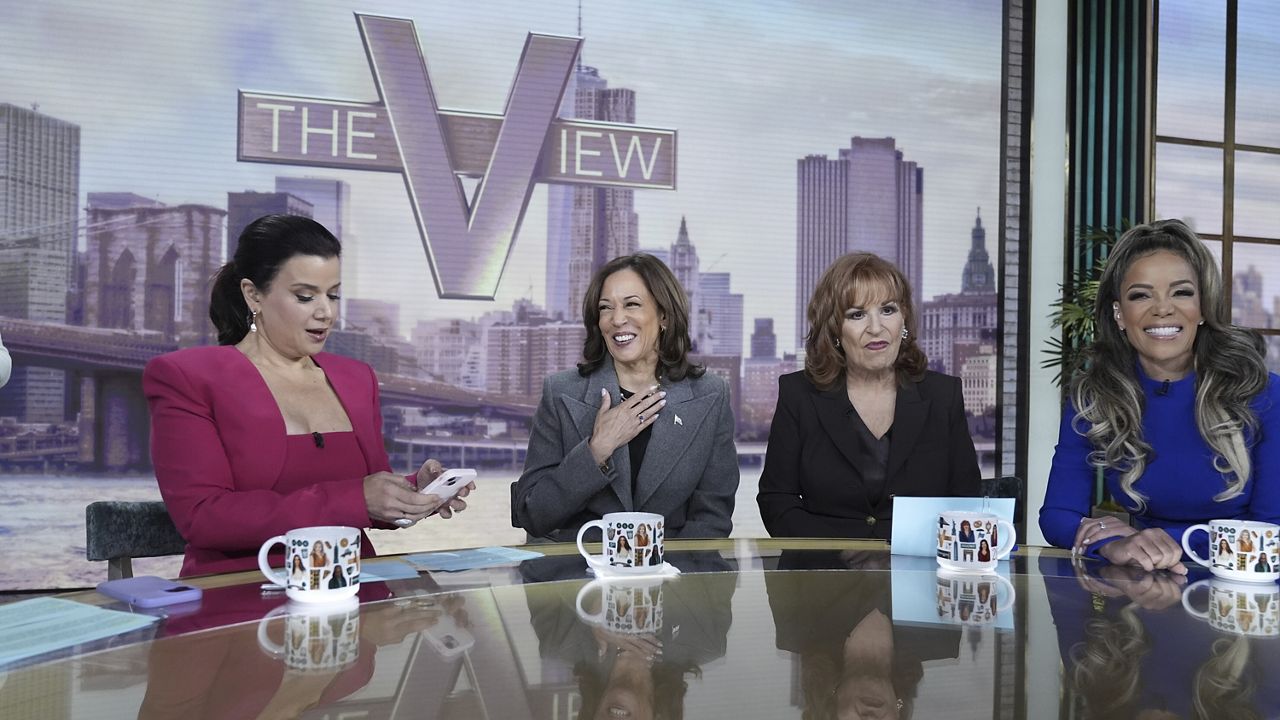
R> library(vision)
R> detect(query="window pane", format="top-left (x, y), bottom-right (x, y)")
top-left (1229, 242), bottom-right (1280, 330)
top-left (1237, 0), bottom-right (1280, 147)
top-left (1156, 0), bottom-right (1226, 141)
top-left (1234, 151), bottom-right (1280, 239)
top-left (1154, 142), bottom-right (1223, 235)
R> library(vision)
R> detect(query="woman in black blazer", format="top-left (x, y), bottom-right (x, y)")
top-left (757, 252), bottom-right (981, 538)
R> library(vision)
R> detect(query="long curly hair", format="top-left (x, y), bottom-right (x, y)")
top-left (1070, 219), bottom-right (1268, 512)
top-left (804, 252), bottom-right (927, 390)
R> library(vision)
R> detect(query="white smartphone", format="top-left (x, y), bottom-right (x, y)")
top-left (419, 468), bottom-right (477, 502)
top-left (394, 468), bottom-right (477, 526)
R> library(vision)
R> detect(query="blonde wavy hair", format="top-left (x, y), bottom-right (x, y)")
top-left (1071, 219), bottom-right (1268, 512)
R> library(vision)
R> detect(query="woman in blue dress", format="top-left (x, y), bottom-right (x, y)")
top-left (1040, 219), bottom-right (1280, 572)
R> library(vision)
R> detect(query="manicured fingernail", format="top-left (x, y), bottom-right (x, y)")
top-left (659, 391), bottom-right (667, 397)
top-left (601, 388), bottom-right (608, 396)
top-left (649, 384), bottom-right (660, 391)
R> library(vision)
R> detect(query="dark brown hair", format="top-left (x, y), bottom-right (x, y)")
top-left (804, 252), bottom-right (927, 389)
top-left (578, 254), bottom-right (704, 382)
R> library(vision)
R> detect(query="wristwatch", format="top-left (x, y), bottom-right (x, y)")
top-left (598, 456), bottom-right (612, 474)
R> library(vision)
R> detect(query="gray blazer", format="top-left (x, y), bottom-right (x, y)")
top-left (511, 357), bottom-right (739, 542)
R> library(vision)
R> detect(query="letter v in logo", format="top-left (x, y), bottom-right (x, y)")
top-left (357, 15), bottom-right (580, 299)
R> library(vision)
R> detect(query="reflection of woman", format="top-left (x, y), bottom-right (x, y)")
top-left (767, 552), bottom-right (962, 719)
top-left (521, 553), bottom-right (735, 720)
top-left (758, 253), bottom-right (981, 539)
top-left (513, 254), bottom-right (738, 542)
top-left (1040, 220), bottom-right (1280, 571)
top-left (1042, 555), bottom-right (1280, 718)
top-left (145, 216), bottom-right (470, 576)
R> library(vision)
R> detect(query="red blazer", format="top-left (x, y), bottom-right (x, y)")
top-left (144, 346), bottom-right (392, 577)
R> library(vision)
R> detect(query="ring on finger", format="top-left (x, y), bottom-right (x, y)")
top-left (638, 413), bottom-right (645, 422)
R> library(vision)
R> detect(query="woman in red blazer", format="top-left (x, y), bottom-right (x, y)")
top-left (757, 253), bottom-right (981, 539)
top-left (145, 215), bottom-right (471, 576)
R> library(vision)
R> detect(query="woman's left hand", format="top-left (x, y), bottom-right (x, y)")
top-left (1073, 515), bottom-right (1136, 555)
top-left (413, 459), bottom-right (473, 520)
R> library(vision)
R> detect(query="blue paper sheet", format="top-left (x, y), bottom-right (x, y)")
top-left (0, 597), bottom-right (158, 667)
top-left (889, 496), bottom-right (1016, 557)
top-left (405, 546), bottom-right (544, 572)
top-left (359, 560), bottom-right (420, 582)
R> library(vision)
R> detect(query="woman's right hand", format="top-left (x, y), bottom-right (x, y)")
top-left (1097, 528), bottom-right (1188, 574)
top-left (588, 385), bottom-right (667, 465)
top-left (363, 471), bottom-right (443, 525)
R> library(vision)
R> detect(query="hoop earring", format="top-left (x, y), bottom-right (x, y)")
top-left (248, 310), bottom-right (259, 334)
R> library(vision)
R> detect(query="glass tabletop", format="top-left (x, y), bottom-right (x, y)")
top-left (2, 539), bottom-right (1277, 719)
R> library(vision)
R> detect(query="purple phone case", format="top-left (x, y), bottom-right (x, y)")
top-left (97, 576), bottom-right (203, 608)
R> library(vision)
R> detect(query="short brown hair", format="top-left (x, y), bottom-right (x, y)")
top-left (804, 252), bottom-right (927, 389)
top-left (578, 253), bottom-right (704, 382)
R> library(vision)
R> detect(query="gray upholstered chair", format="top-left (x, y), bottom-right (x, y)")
top-left (85, 501), bottom-right (186, 580)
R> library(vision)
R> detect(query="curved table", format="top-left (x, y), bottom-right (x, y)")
top-left (3, 539), bottom-right (1279, 719)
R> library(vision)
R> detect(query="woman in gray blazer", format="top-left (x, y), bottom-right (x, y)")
top-left (512, 254), bottom-right (739, 542)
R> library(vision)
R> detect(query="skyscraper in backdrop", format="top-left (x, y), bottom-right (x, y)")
top-left (547, 57), bottom-right (639, 321)
top-left (794, 137), bottom-right (923, 350)
top-left (0, 104), bottom-right (79, 422)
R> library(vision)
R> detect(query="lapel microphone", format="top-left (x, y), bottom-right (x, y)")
top-left (1157, 379), bottom-right (1171, 397)
top-left (312, 431), bottom-right (325, 449)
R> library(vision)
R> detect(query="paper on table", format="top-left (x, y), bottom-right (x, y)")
top-left (358, 560), bottom-right (420, 583)
top-left (406, 546), bottom-right (544, 572)
top-left (0, 597), bottom-right (158, 667)
top-left (890, 496), bottom-right (1016, 557)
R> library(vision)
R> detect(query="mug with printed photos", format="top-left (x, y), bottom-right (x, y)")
top-left (1182, 519), bottom-right (1280, 584)
top-left (935, 570), bottom-right (1016, 626)
top-left (576, 511), bottom-right (666, 575)
top-left (935, 511), bottom-right (1016, 573)
top-left (1182, 578), bottom-right (1280, 638)
top-left (259, 525), bottom-right (361, 603)
top-left (576, 577), bottom-right (665, 635)
top-left (257, 597), bottom-right (361, 671)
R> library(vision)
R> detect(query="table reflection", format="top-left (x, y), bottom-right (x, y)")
top-left (12, 542), bottom-right (1280, 719)
top-left (520, 552), bottom-right (735, 720)
top-left (1042, 556), bottom-right (1280, 719)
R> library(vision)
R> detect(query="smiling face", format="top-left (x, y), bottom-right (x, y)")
top-left (242, 254), bottom-right (341, 360)
top-left (598, 268), bottom-right (665, 377)
top-left (839, 282), bottom-right (904, 380)
top-left (1113, 250), bottom-right (1202, 380)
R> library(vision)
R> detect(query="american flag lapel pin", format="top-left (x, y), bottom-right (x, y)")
top-left (674, 414), bottom-right (683, 426)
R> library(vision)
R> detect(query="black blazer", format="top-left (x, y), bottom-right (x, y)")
top-left (757, 370), bottom-right (980, 539)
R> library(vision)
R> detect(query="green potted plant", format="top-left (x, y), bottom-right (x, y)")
top-left (1043, 223), bottom-right (1130, 518)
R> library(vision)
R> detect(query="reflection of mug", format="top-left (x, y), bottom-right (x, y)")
top-left (575, 577), bottom-right (665, 635)
top-left (257, 597), bottom-right (361, 671)
top-left (576, 512), bottom-right (665, 574)
top-left (1182, 578), bottom-right (1280, 637)
top-left (935, 511), bottom-right (1016, 573)
top-left (259, 526), bottom-right (361, 603)
top-left (935, 570), bottom-right (1015, 625)
top-left (1183, 519), bottom-right (1280, 584)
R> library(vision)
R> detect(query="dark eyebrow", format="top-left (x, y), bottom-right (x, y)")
top-left (290, 283), bottom-right (342, 292)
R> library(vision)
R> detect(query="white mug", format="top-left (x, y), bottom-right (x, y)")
top-left (257, 597), bottom-right (361, 671)
top-left (1182, 519), bottom-right (1280, 584)
top-left (1182, 578), bottom-right (1280, 637)
top-left (935, 570), bottom-right (1016, 625)
top-left (936, 511), bottom-right (1016, 573)
top-left (259, 526), bottom-right (361, 603)
top-left (576, 512), bottom-right (665, 575)
top-left (575, 577), bottom-right (665, 635)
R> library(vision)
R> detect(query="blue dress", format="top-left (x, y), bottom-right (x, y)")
top-left (1039, 366), bottom-right (1280, 558)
